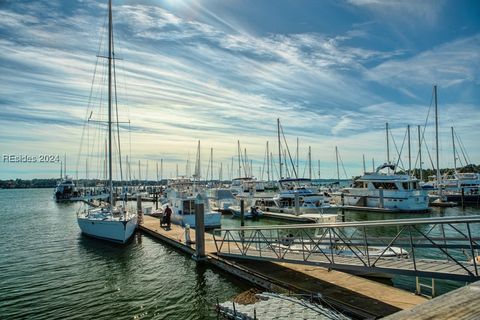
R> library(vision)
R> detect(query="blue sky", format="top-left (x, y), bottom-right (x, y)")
top-left (0, 0), bottom-right (479, 180)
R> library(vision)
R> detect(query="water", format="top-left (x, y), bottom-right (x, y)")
top-left (0, 189), bottom-right (250, 319)
top-left (1, 189), bottom-right (479, 319)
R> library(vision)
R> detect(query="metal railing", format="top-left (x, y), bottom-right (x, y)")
top-left (213, 216), bottom-right (480, 282)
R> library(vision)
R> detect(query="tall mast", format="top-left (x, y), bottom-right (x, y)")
top-left (318, 160), bottom-right (321, 180)
top-left (266, 141), bottom-right (270, 182)
top-left (196, 140), bottom-right (201, 181)
top-left (418, 125), bottom-right (423, 181)
top-left (108, 0), bottom-right (113, 206)
top-left (160, 158), bottom-right (163, 183)
top-left (308, 146), bottom-right (312, 179)
top-left (210, 148), bottom-right (213, 181)
top-left (244, 148), bottom-right (248, 177)
top-left (362, 154), bottom-right (366, 174)
top-left (434, 85), bottom-right (441, 195)
top-left (451, 127), bottom-right (457, 171)
top-left (219, 162), bottom-right (223, 181)
top-left (386, 122), bottom-right (390, 165)
top-left (64, 153), bottom-right (67, 179)
top-left (145, 160), bottom-right (148, 183)
top-left (104, 140), bottom-right (107, 182)
top-left (296, 138), bottom-right (299, 175)
top-left (407, 124), bottom-right (411, 176)
top-left (270, 152), bottom-right (274, 180)
top-left (126, 155), bottom-right (130, 182)
top-left (277, 118), bottom-right (282, 179)
top-left (335, 146), bottom-right (340, 183)
top-left (237, 140), bottom-right (241, 178)
top-left (138, 160), bottom-right (141, 181)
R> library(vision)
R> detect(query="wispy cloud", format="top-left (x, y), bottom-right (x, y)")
top-left (347, 0), bottom-right (445, 26)
top-left (0, 0), bottom-right (478, 179)
top-left (365, 34), bottom-right (480, 89)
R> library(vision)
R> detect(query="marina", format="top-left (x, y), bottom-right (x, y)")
top-left (1, 0), bottom-right (480, 319)
top-left (2, 186), bottom-right (480, 318)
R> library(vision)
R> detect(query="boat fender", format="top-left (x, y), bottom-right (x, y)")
top-left (185, 224), bottom-right (192, 244)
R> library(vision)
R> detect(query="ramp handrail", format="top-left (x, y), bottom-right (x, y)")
top-left (213, 215), bottom-right (480, 282)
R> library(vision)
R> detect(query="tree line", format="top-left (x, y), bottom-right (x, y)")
top-left (1, 164), bottom-right (478, 189)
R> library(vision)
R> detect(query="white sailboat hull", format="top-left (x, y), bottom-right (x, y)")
top-left (77, 215), bottom-right (138, 244)
top-left (171, 212), bottom-right (221, 229)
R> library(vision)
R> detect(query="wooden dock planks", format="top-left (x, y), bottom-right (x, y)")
top-left (384, 281), bottom-right (480, 320)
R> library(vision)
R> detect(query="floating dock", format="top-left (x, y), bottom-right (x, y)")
top-left (340, 205), bottom-right (430, 213)
top-left (139, 215), bottom-right (426, 319)
top-left (262, 211), bottom-right (318, 222)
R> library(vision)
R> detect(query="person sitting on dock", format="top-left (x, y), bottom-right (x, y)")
top-left (164, 205), bottom-right (172, 230)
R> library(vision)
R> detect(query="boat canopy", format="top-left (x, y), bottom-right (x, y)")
top-left (375, 163), bottom-right (396, 173)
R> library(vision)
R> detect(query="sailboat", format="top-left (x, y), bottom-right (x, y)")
top-left (77, 0), bottom-right (137, 244)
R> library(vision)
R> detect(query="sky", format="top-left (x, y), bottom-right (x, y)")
top-left (0, 0), bottom-right (479, 180)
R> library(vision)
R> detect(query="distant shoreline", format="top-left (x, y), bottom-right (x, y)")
top-left (1, 165), bottom-right (477, 189)
top-left (0, 178), bottom-right (351, 189)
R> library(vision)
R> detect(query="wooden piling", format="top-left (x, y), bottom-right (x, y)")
top-left (137, 194), bottom-right (143, 225)
top-left (240, 199), bottom-right (245, 227)
top-left (294, 191), bottom-right (300, 216)
top-left (193, 193), bottom-right (206, 261)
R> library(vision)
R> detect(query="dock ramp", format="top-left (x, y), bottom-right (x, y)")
top-left (213, 216), bottom-right (480, 282)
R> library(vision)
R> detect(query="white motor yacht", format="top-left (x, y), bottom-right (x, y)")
top-left (341, 163), bottom-right (429, 212)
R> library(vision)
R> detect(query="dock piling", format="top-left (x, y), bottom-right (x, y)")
top-left (137, 194), bottom-right (143, 225)
top-left (193, 193), bottom-right (206, 261)
top-left (240, 199), bottom-right (245, 227)
top-left (294, 191), bottom-right (300, 216)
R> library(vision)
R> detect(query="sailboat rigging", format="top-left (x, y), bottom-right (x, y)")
top-left (76, 0), bottom-right (137, 244)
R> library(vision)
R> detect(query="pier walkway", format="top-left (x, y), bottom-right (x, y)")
top-left (213, 216), bottom-right (480, 282)
top-left (139, 215), bottom-right (426, 318)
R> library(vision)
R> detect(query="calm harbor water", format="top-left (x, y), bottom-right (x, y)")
top-left (0, 188), bottom-right (251, 319)
top-left (1, 188), bottom-right (479, 319)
